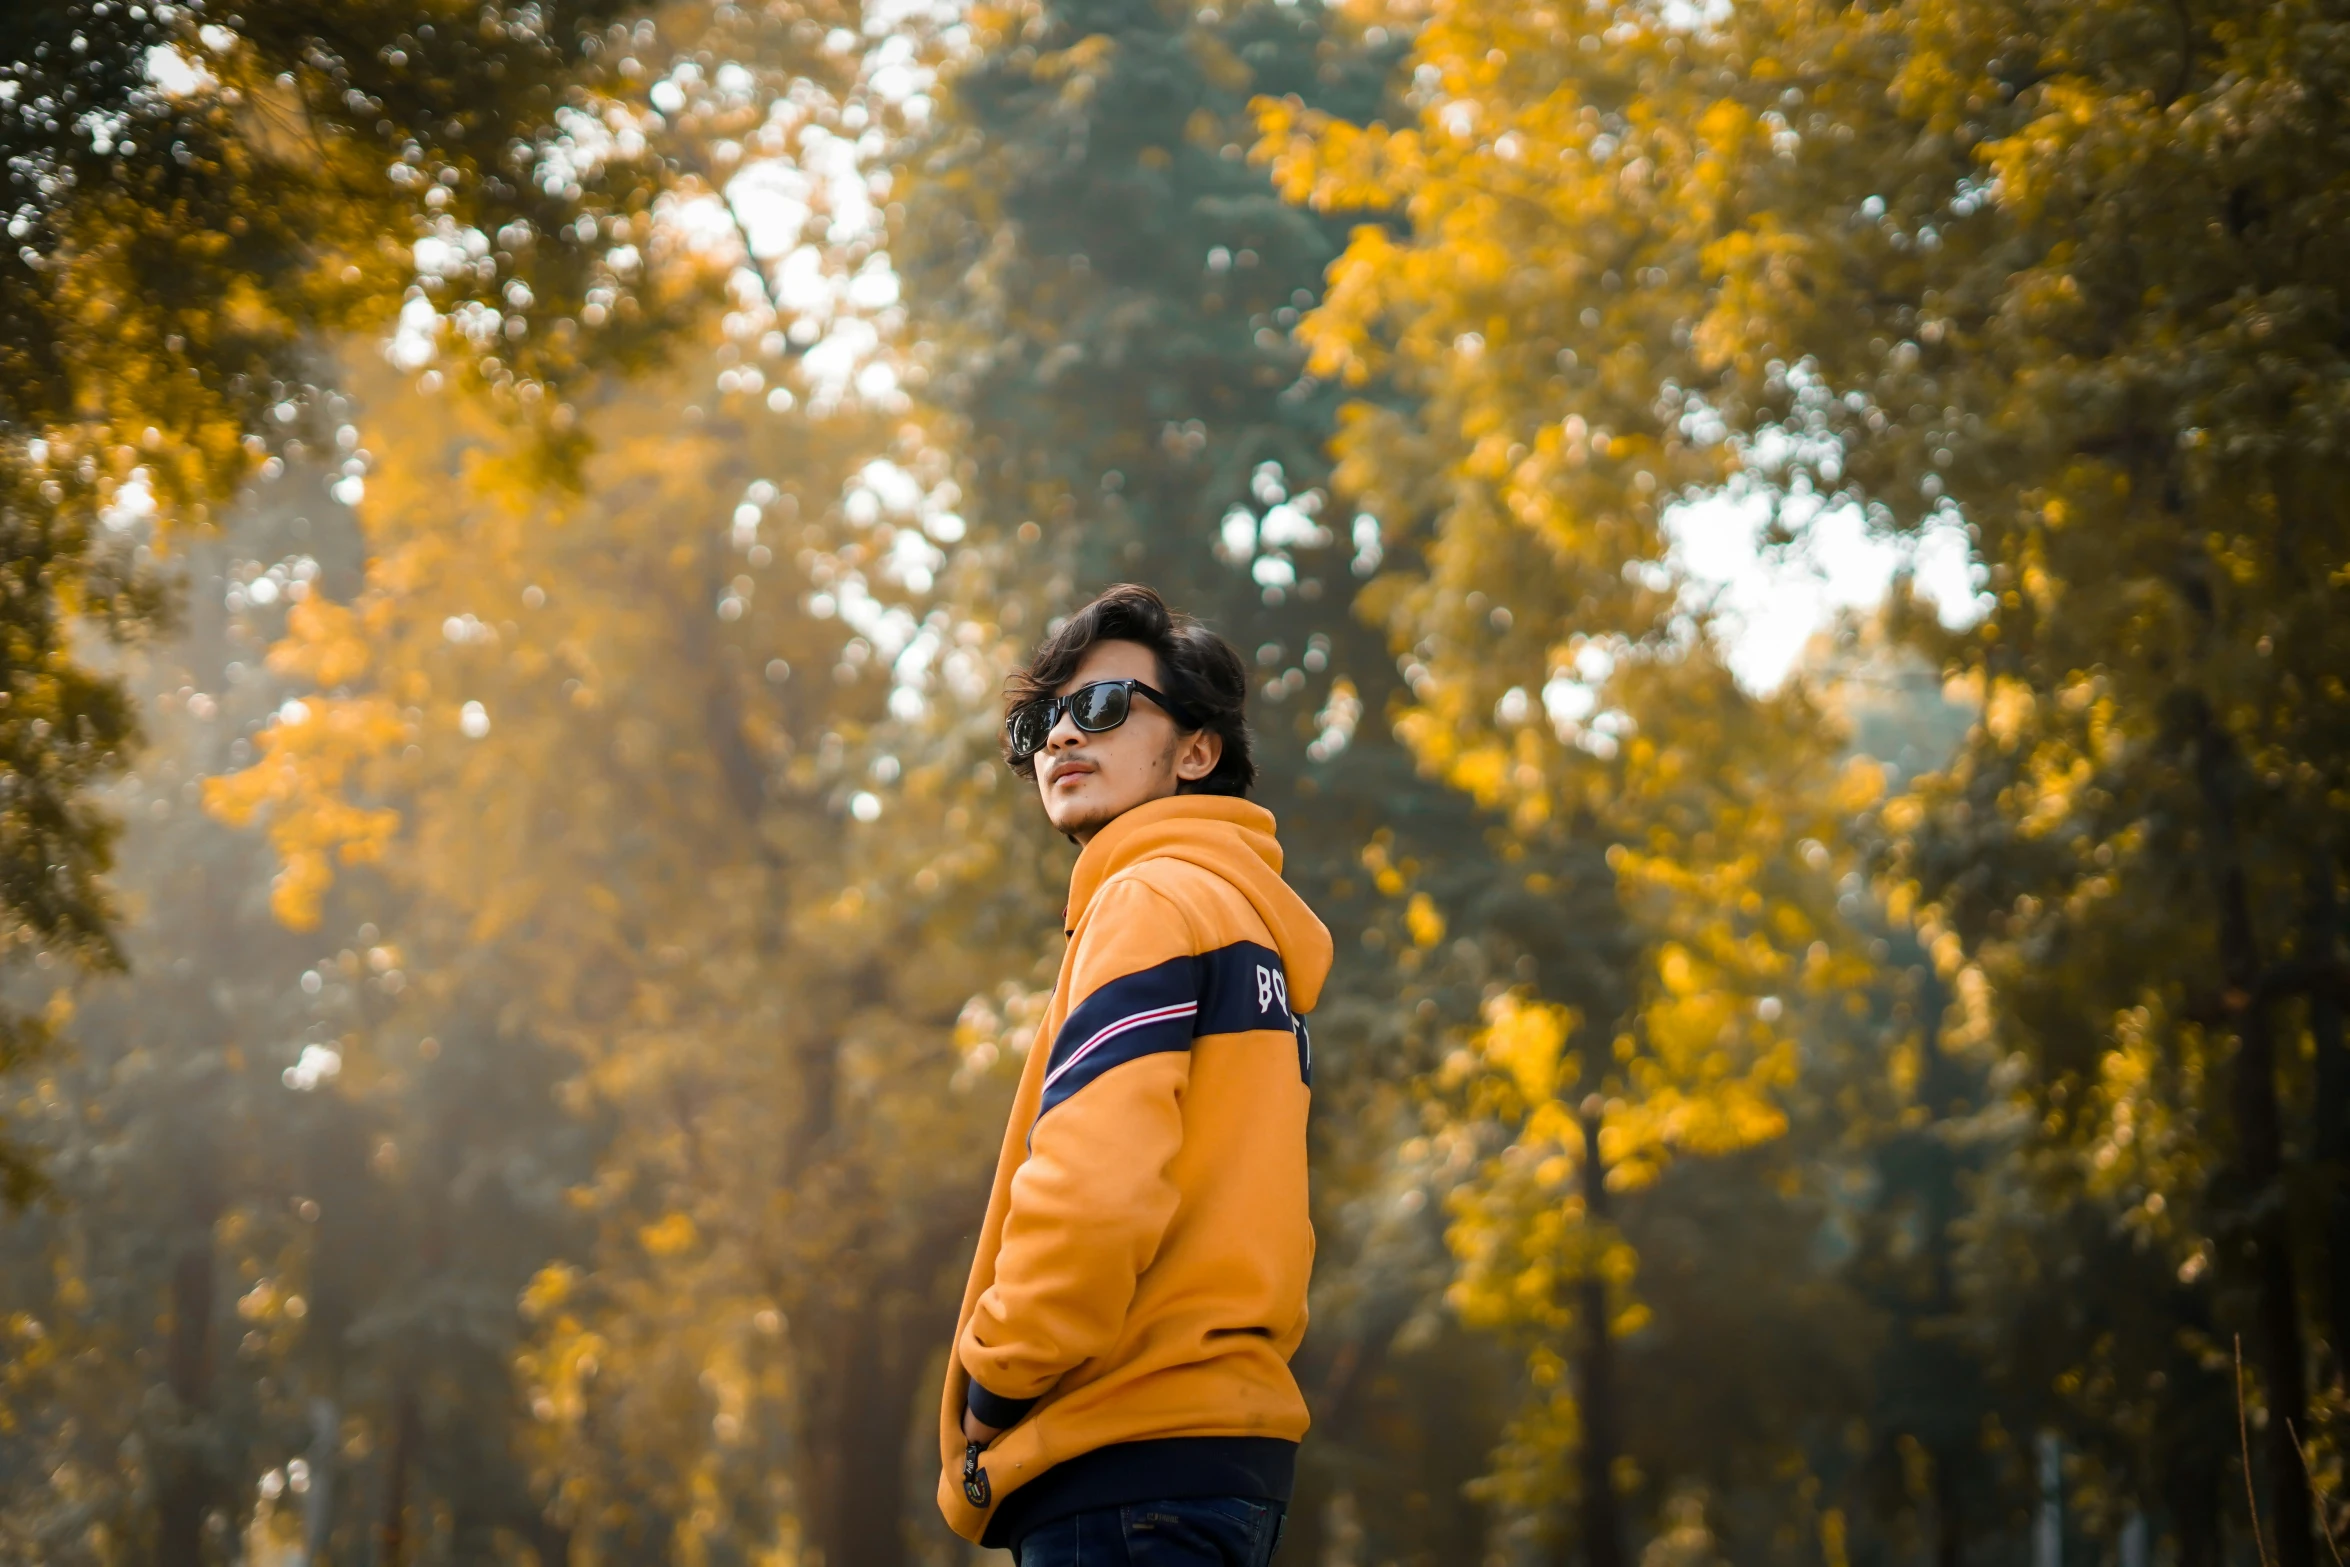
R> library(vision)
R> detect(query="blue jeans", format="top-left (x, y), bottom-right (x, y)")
top-left (1014, 1497), bottom-right (1285, 1567)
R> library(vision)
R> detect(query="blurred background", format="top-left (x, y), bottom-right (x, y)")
top-left (3, 0), bottom-right (2346, 1563)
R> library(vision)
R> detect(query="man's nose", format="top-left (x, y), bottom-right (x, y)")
top-left (1045, 704), bottom-right (1085, 749)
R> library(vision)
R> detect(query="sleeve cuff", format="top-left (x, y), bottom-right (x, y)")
top-left (964, 1377), bottom-right (1040, 1430)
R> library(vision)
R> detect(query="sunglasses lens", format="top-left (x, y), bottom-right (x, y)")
top-left (1006, 701), bottom-right (1052, 761)
top-left (1072, 682), bottom-right (1131, 732)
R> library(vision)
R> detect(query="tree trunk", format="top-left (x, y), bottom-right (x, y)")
top-left (1932, 1464), bottom-right (1963, 1567)
top-left (1289, 1274), bottom-right (1430, 1563)
top-left (524, 1510), bottom-right (573, 1567)
top-left (1915, 977), bottom-right (1972, 1567)
top-left (1573, 1101), bottom-right (1626, 1567)
top-left (2175, 1482), bottom-right (2221, 1567)
top-left (1277, 1467), bottom-right (1329, 1566)
top-left (2305, 864), bottom-right (2350, 1373)
top-left (156, 1228), bottom-right (217, 1567)
top-left (2194, 715), bottom-right (2314, 1567)
top-left (303, 1396), bottom-right (338, 1567)
top-left (797, 1294), bottom-right (931, 1567)
top-left (373, 1391), bottom-right (421, 1567)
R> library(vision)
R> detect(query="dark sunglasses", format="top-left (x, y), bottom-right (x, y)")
top-left (1005, 679), bottom-right (1191, 765)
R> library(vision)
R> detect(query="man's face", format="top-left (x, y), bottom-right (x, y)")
top-left (1032, 639), bottom-right (1222, 843)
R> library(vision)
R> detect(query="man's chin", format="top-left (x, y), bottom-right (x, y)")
top-left (1044, 793), bottom-right (1127, 841)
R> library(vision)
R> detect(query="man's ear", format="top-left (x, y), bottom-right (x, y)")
top-left (1174, 729), bottom-right (1223, 783)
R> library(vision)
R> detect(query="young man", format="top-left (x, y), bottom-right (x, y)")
top-left (935, 585), bottom-right (1330, 1566)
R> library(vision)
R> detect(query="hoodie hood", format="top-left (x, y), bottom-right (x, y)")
top-left (1066, 793), bottom-right (1332, 1014)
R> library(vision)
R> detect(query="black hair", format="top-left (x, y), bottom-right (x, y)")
top-left (1004, 583), bottom-right (1255, 797)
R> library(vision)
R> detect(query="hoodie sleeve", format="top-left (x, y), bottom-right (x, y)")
top-left (957, 875), bottom-right (1199, 1420)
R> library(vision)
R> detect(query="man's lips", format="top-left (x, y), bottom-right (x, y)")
top-left (1044, 758), bottom-right (1095, 786)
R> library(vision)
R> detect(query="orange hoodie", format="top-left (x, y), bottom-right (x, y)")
top-left (935, 794), bottom-right (1333, 1547)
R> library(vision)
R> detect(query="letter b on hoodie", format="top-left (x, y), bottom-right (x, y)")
top-left (1257, 964), bottom-right (1288, 1018)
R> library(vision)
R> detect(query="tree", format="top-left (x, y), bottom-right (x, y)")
top-left (1683, 3), bottom-right (2350, 1559)
top-left (895, 1), bottom-right (1575, 1555)
top-left (1265, 0), bottom-right (2350, 1560)
top-left (1253, 7), bottom-right (1931, 1556)
top-left (0, 441), bottom-right (595, 1565)
top-left (0, 0), bottom-right (760, 1180)
top-left (0, 519), bottom-right (324, 1563)
top-left (208, 317), bottom-right (1053, 1563)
